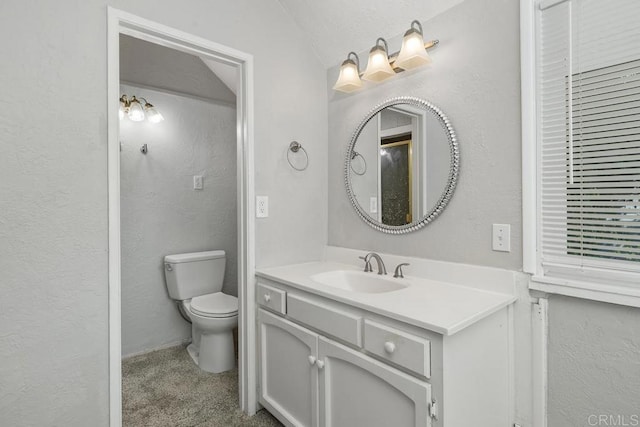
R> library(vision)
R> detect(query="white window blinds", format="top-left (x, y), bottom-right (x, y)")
top-left (537, 0), bottom-right (640, 277)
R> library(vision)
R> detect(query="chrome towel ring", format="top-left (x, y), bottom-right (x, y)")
top-left (287, 141), bottom-right (309, 171)
top-left (350, 151), bottom-right (367, 175)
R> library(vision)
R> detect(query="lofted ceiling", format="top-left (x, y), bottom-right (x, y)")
top-left (120, 35), bottom-right (236, 104)
top-left (277, 0), bottom-right (464, 67)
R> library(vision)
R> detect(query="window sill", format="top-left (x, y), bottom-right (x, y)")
top-left (530, 275), bottom-right (640, 308)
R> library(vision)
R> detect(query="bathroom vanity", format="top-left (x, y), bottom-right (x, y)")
top-left (255, 253), bottom-right (516, 427)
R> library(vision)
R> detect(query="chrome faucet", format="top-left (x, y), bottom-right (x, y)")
top-left (393, 263), bottom-right (410, 278)
top-left (363, 252), bottom-right (387, 275)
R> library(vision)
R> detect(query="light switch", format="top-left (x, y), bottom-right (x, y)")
top-left (492, 224), bottom-right (511, 252)
top-left (193, 175), bottom-right (204, 190)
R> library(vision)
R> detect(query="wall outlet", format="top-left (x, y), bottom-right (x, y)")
top-left (193, 175), bottom-right (204, 190)
top-left (492, 224), bottom-right (511, 252)
top-left (256, 196), bottom-right (269, 218)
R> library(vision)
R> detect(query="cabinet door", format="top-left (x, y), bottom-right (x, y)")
top-left (259, 309), bottom-right (319, 427)
top-left (318, 337), bottom-right (431, 427)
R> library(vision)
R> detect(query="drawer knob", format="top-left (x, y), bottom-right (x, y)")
top-left (263, 293), bottom-right (271, 302)
top-left (316, 360), bottom-right (325, 370)
top-left (384, 341), bottom-right (396, 354)
top-left (308, 355), bottom-right (316, 365)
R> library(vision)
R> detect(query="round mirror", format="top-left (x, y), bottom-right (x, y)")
top-left (345, 97), bottom-right (460, 234)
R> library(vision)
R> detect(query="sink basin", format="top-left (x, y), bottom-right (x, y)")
top-left (310, 270), bottom-right (409, 294)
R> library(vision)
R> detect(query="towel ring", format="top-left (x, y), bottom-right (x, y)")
top-left (350, 151), bottom-right (367, 175)
top-left (287, 141), bottom-right (309, 171)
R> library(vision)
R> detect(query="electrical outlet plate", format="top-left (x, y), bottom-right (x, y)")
top-left (492, 224), bottom-right (511, 252)
top-left (256, 196), bottom-right (268, 218)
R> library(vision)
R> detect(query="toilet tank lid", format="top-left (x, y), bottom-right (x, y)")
top-left (164, 250), bottom-right (225, 264)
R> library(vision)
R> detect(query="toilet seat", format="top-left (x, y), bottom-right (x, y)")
top-left (190, 292), bottom-right (238, 318)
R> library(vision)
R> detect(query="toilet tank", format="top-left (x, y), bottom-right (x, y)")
top-left (164, 250), bottom-right (226, 300)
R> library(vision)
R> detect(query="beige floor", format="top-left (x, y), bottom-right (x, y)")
top-left (122, 345), bottom-right (282, 427)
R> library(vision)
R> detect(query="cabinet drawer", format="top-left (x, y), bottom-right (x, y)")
top-left (287, 294), bottom-right (362, 346)
top-left (257, 283), bottom-right (286, 315)
top-left (364, 319), bottom-right (431, 378)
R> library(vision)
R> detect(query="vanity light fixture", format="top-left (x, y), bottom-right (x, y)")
top-left (333, 20), bottom-right (439, 93)
top-left (119, 94), bottom-right (164, 123)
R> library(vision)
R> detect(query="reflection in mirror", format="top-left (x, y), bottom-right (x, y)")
top-left (346, 97), bottom-right (459, 233)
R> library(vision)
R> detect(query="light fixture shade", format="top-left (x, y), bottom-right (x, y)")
top-left (333, 58), bottom-right (363, 93)
top-left (395, 28), bottom-right (431, 70)
top-left (145, 105), bottom-right (164, 123)
top-left (362, 43), bottom-right (395, 82)
top-left (128, 98), bottom-right (145, 122)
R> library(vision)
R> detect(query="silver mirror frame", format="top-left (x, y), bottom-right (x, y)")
top-left (344, 96), bottom-right (460, 234)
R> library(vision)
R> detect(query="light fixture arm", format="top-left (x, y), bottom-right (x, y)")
top-left (347, 51), bottom-right (360, 72)
top-left (376, 37), bottom-right (389, 53)
top-left (410, 19), bottom-right (423, 35)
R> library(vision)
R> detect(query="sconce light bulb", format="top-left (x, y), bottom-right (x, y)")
top-left (395, 29), bottom-right (432, 70)
top-left (146, 106), bottom-right (164, 124)
top-left (362, 45), bottom-right (395, 82)
top-left (128, 98), bottom-right (145, 122)
top-left (333, 58), bottom-right (363, 93)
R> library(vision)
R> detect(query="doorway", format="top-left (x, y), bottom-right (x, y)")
top-left (107, 8), bottom-right (256, 426)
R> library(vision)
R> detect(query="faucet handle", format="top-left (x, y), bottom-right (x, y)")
top-left (393, 263), bottom-right (410, 278)
top-left (359, 255), bottom-right (373, 272)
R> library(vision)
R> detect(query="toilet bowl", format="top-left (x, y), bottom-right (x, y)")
top-left (181, 292), bottom-right (238, 373)
top-left (164, 250), bottom-right (238, 373)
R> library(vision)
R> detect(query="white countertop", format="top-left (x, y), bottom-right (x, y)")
top-left (256, 261), bottom-right (517, 336)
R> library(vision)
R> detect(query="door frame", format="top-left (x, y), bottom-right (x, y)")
top-left (107, 8), bottom-right (257, 426)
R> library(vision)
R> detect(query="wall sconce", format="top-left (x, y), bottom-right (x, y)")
top-left (333, 20), bottom-right (439, 93)
top-left (119, 94), bottom-right (164, 123)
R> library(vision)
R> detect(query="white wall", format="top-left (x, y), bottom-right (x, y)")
top-left (0, 1), bottom-right (327, 425)
top-left (328, 1), bottom-right (640, 425)
top-left (548, 296), bottom-right (640, 426)
top-left (119, 84), bottom-right (237, 357)
top-left (327, 0), bottom-right (522, 271)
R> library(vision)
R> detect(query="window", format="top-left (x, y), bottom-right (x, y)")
top-left (524, 0), bottom-right (640, 305)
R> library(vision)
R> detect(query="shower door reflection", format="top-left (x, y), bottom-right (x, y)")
top-left (380, 136), bottom-right (412, 226)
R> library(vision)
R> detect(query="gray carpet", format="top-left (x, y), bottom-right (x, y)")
top-left (122, 345), bottom-right (282, 427)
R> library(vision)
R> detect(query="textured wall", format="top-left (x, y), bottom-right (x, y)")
top-left (120, 84), bottom-right (237, 357)
top-left (0, 1), bottom-right (327, 425)
top-left (327, 0), bottom-right (522, 270)
top-left (548, 296), bottom-right (640, 426)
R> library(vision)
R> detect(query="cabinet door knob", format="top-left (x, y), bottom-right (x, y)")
top-left (316, 359), bottom-right (325, 369)
top-left (384, 341), bottom-right (396, 354)
top-left (308, 355), bottom-right (316, 366)
top-left (263, 293), bottom-right (271, 302)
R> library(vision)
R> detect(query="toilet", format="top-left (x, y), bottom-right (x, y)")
top-left (164, 250), bottom-right (238, 373)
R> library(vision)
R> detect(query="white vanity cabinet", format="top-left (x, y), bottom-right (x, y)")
top-left (256, 275), bottom-right (512, 427)
top-left (259, 309), bottom-right (318, 427)
top-left (258, 307), bottom-right (432, 427)
top-left (317, 336), bottom-right (432, 427)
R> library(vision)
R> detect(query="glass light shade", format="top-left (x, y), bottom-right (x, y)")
top-left (119, 105), bottom-right (125, 120)
top-left (145, 105), bottom-right (164, 123)
top-left (128, 100), bottom-right (145, 122)
top-left (333, 59), bottom-right (363, 93)
top-left (394, 29), bottom-right (431, 70)
top-left (362, 46), bottom-right (395, 82)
